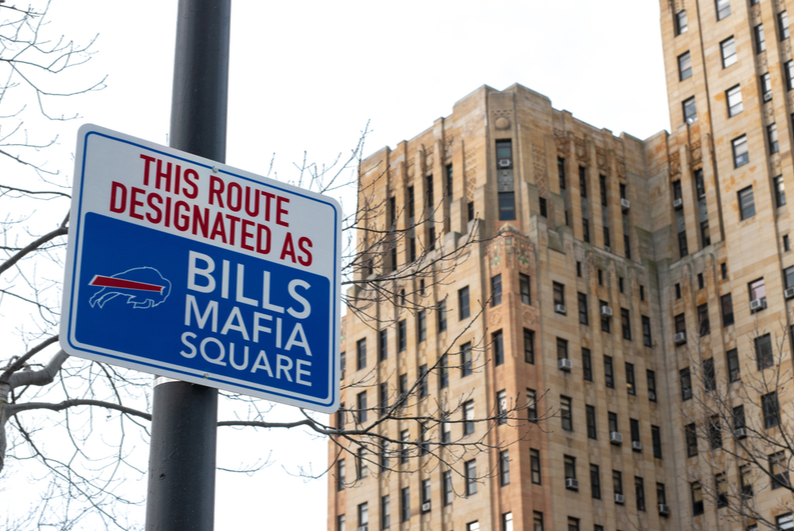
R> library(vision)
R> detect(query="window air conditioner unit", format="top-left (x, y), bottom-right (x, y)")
top-left (421, 502), bottom-right (431, 512)
top-left (498, 159), bottom-right (511, 168)
top-left (554, 304), bottom-right (567, 315)
top-left (785, 287), bottom-right (794, 299)
top-left (750, 298), bottom-right (766, 311)
top-left (673, 198), bottom-right (683, 209)
top-left (615, 493), bottom-right (625, 504)
top-left (621, 198), bottom-right (630, 210)
top-left (763, 91), bottom-right (773, 102)
top-left (734, 427), bottom-right (747, 439)
top-left (600, 306), bottom-right (613, 317)
top-left (610, 431), bottom-right (623, 445)
top-left (686, 115), bottom-right (697, 124)
top-left (565, 477), bottom-right (579, 490)
top-left (658, 504), bottom-right (670, 516)
top-left (358, 526), bottom-right (368, 531)
top-left (632, 440), bottom-right (643, 451)
top-left (674, 332), bottom-right (686, 345)
top-left (558, 358), bottom-right (573, 371)
top-left (648, 390), bottom-right (657, 401)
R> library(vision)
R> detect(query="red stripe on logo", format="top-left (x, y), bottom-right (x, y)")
top-left (90, 275), bottom-right (164, 293)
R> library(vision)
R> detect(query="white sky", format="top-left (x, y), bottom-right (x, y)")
top-left (5, 1), bottom-right (670, 529)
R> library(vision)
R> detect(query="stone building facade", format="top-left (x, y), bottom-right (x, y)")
top-left (328, 1), bottom-right (793, 530)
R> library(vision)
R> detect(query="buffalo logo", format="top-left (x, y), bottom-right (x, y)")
top-left (88, 267), bottom-right (172, 309)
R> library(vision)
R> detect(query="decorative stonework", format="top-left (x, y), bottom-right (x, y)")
top-left (575, 138), bottom-right (587, 160)
top-left (464, 146), bottom-right (477, 201)
top-left (669, 151), bottom-right (681, 177)
top-left (615, 156), bottom-right (626, 180)
top-left (407, 158), bottom-right (415, 179)
top-left (444, 136), bottom-right (454, 161)
top-left (522, 308), bottom-right (537, 328)
top-left (691, 140), bottom-right (702, 164)
top-left (596, 147), bottom-right (607, 170)
top-left (489, 310), bottom-right (502, 327)
top-left (495, 117), bottom-right (511, 130)
top-left (533, 144), bottom-right (547, 197)
top-left (554, 129), bottom-right (569, 153)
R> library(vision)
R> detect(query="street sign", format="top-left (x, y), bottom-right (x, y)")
top-left (61, 124), bottom-right (341, 413)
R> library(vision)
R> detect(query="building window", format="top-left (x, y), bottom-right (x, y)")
top-left (703, 358), bottom-right (716, 391)
top-left (539, 197), bottom-right (547, 218)
top-left (721, 293), bottom-right (734, 327)
top-left (733, 135), bottom-right (749, 167)
top-left (780, 11), bottom-right (791, 40)
top-left (762, 72), bottom-right (773, 98)
top-left (467, 523), bottom-right (479, 531)
top-left (675, 312), bottom-right (686, 339)
top-left (530, 449), bottom-right (541, 484)
top-left (400, 430), bottom-right (409, 464)
top-left (417, 310), bottom-right (427, 343)
top-left (605, 356), bottom-right (614, 388)
top-left (340, 351), bottom-right (346, 380)
top-left (463, 400), bottom-right (475, 435)
top-left (683, 96), bottom-right (697, 123)
top-left (381, 495), bottom-right (390, 529)
top-left (775, 514), bottom-right (793, 530)
top-left (726, 348), bottom-right (740, 382)
top-left (635, 477), bottom-right (646, 512)
top-left (768, 123), bottom-right (780, 153)
top-left (553, 281), bottom-right (565, 309)
top-left (763, 392), bottom-right (781, 428)
top-left (358, 502), bottom-right (369, 529)
top-left (557, 337), bottom-right (568, 360)
top-left (721, 36), bottom-right (737, 67)
top-left (787, 60), bottom-right (795, 90)
top-left (600, 300), bottom-right (611, 333)
top-left (337, 459), bottom-right (346, 491)
top-left (727, 85), bottom-right (743, 116)
top-left (578, 292), bottom-right (589, 325)
top-left (493, 330), bottom-right (504, 366)
top-left (642, 316), bottom-right (652, 346)
top-left (613, 470), bottom-right (623, 497)
top-left (446, 163), bottom-right (453, 198)
top-left (608, 412), bottom-right (618, 434)
top-left (652, 426), bottom-right (662, 458)
top-left (420, 479), bottom-right (431, 511)
top-left (756, 333), bottom-right (773, 370)
top-left (397, 320), bottom-right (406, 352)
top-left (590, 464), bottom-right (601, 499)
top-left (675, 283), bottom-right (681, 299)
top-left (378, 329), bottom-right (388, 361)
top-left (497, 389), bottom-right (507, 425)
top-left (437, 299), bottom-right (447, 333)
top-left (691, 482), bottom-right (704, 516)
top-left (715, 473), bottom-right (729, 508)
top-left (679, 51), bottom-right (692, 80)
top-left (647, 370), bottom-right (657, 402)
top-left (716, 0), bottom-right (731, 20)
top-left (785, 266), bottom-right (794, 291)
top-left (785, 234), bottom-right (791, 251)
top-left (698, 303), bottom-right (710, 336)
top-left (755, 24), bottom-right (766, 53)
top-left (438, 354), bottom-right (449, 390)
top-left (527, 388), bottom-right (537, 423)
top-left (499, 192), bottom-right (515, 220)
top-left (443, 471), bottom-right (453, 506)
top-left (357, 391), bottom-right (368, 424)
top-left (533, 512), bottom-right (544, 531)
top-left (775, 175), bottom-right (786, 207)
top-left (356, 338), bottom-right (367, 371)
top-left (583, 348), bottom-right (593, 381)
top-left (378, 384), bottom-right (388, 417)
top-left (524, 329), bottom-right (535, 364)
top-left (564, 454), bottom-right (577, 482)
top-left (586, 405), bottom-right (597, 439)
top-left (626, 363), bottom-right (636, 395)
top-left (685, 423), bottom-right (698, 457)
top-left (561, 395), bottom-right (573, 431)
top-left (558, 157), bottom-right (566, 189)
top-left (520, 273), bottom-right (531, 304)
top-left (380, 440), bottom-right (390, 468)
top-left (503, 512), bottom-right (513, 531)
top-left (400, 487), bottom-right (410, 522)
top-left (676, 10), bottom-right (688, 34)
top-left (337, 514), bottom-right (345, 531)
top-left (465, 459), bottom-right (477, 495)
top-left (357, 448), bottom-right (369, 479)
top-left (458, 286), bottom-right (470, 320)
top-left (461, 342), bottom-right (473, 377)
top-left (630, 418), bottom-right (640, 447)
top-left (739, 463), bottom-right (753, 498)
top-left (657, 483), bottom-right (667, 508)
top-left (770, 451), bottom-right (790, 489)
top-left (467, 201), bottom-right (475, 221)
top-left (708, 415), bottom-right (722, 448)
top-left (680, 368), bottom-right (692, 401)
top-left (491, 274), bottom-right (502, 306)
top-left (500, 450), bottom-right (510, 486)
top-left (738, 185), bottom-right (755, 219)
top-left (621, 308), bottom-right (631, 340)
top-left (418, 365), bottom-right (428, 398)
top-left (733, 404), bottom-right (746, 434)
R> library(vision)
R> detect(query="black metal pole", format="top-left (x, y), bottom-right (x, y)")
top-left (145, 1), bottom-right (230, 530)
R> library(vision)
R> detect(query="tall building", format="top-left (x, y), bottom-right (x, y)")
top-left (329, 1), bottom-right (793, 530)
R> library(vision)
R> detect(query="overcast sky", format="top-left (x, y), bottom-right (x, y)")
top-left (6, 2), bottom-right (670, 529)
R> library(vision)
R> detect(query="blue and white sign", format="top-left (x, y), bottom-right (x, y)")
top-left (61, 125), bottom-right (341, 413)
